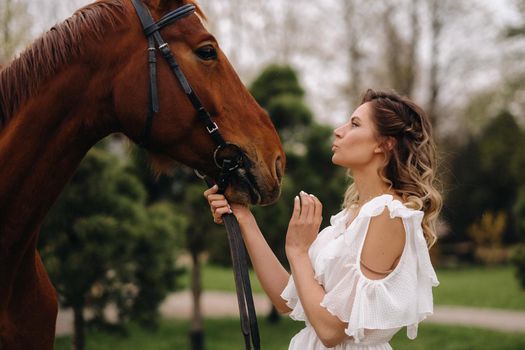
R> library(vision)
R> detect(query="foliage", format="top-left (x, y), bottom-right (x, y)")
top-left (467, 211), bottom-right (508, 265)
top-left (444, 110), bottom-right (525, 247)
top-left (40, 147), bottom-right (186, 337)
top-left (511, 187), bottom-right (525, 289)
top-left (510, 244), bottom-right (525, 289)
top-left (219, 64), bottom-right (348, 270)
top-left (250, 64), bottom-right (305, 108)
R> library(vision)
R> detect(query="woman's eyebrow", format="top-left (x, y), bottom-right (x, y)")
top-left (350, 116), bottom-right (361, 122)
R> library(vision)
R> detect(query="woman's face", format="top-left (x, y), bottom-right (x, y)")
top-left (332, 102), bottom-right (383, 170)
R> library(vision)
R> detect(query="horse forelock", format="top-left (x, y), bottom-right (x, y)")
top-left (0, 0), bottom-right (126, 132)
top-left (191, 1), bottom-right (208, 24)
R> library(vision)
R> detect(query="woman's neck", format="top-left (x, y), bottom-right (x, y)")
top-left (350, 167), bottom-right (395, 205)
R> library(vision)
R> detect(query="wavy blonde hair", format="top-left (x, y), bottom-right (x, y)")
top-left (342, 89), bottom-right (443, 249)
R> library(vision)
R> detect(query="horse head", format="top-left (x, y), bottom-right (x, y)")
top-left (110, 0), bottom-right (285, 205)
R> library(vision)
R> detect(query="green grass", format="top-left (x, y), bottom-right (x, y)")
top-left (178, 264), bottom-right (264, 294)
top-left (54, 318), bottom-right (303, 350)
top-left (390, 323), bottom-right (525, 350)
top-left (55, 318), bottom-right (525, 350)
top-left (434, 266), bottom-right (525, 310)
top-left (180, 264), bottom-right (525, 310)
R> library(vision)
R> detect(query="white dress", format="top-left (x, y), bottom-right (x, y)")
top-left (280, 194), bottom-right (439, 350)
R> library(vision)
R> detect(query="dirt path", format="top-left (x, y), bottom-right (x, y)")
top-left (55, 291), bottom-right (525, 336)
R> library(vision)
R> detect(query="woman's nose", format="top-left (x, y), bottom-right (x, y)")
top-left (333, 125), bottom-right (343, 138)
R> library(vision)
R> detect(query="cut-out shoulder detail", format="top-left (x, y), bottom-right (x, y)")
top-left (281, 192), bottom-right (439, 348)
top-left (359, 208), bottom-right (406, 281)
top-left (360, 259), bottom-right (394, 275)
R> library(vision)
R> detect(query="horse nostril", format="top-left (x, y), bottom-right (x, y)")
top-left (275, 155), bottom-right (283, 183)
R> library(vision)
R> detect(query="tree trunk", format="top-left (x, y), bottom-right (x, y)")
top-left (427, 0), bottom-right (443, 129)
top-left (72, 303), bottom-right (86, 350)
top-left (190, 250), bottom-right (204, 350)
top-left (343, 0), bottom-right (363, 110)
top-left (267, 304), bottom-right (281, 324)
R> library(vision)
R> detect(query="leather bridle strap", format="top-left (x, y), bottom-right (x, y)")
top-left (130, 1), bottom-right (260, 349)
top-left (197, 171), bottom-right (261, 350)
top-left (131, 0), bottom-right (225, 148)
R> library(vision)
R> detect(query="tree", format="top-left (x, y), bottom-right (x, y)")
top-left (178, 182), bottom-right (225, 350)
top-left (511, 186), bottom-right (525, 289)
top-left (40, 146), bottom-right (185, 350)
top-left (381, 0), bottom-right (420, 96)
top-left (247, 64), bottom-right (347, 322)
top-left (126, 144), bottom-right (227, 350)
top-left (444, 111), bottom-right (525, 250)
top-left (0, 0), bottom-right (31, 63)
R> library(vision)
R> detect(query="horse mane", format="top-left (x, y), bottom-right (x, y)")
top-left (0, 0), bottom-right (127, 131)
top-left (0, 0), bottom-right (205, 133)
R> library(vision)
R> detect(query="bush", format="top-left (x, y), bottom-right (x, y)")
top-left (510, 244), bottom-right (525, 289)
top-left (467, 210), bottom-right (508, 265)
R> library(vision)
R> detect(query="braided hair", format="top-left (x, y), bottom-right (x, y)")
top-left (342, 89), bottom-right (443, 248)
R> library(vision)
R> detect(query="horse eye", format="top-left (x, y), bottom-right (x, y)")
top-left (195, 45), bottom-right (217, 60)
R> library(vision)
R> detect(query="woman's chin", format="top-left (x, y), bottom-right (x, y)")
top-left (331, 156), bottom-right (352, 170)
top-left (331, 155), bottom-right (342, 166)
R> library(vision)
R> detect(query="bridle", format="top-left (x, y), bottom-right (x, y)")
top-left (130, 0), bottom-right (242, 177)
top-left (130, 1), bottom-right (260, 349)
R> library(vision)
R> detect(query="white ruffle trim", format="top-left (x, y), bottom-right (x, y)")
top-left (318, 262), bottom-right (436, 343)
top-left (280, 276), bottom-right (306, 321)
top-left (281, 194), bottom-right (440, 344)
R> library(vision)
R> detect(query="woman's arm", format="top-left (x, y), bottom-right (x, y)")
top-left (287, 192), bottom-right (406, 348)
top-left (285, 192), bottom-right (350, 348)
top-left (204, 185), bottom-right (291, 313)
top-left (237, 214), bottom-right (291, 313)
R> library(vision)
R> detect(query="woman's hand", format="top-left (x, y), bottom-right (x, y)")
top-left (203, 184), bottom-right (252, 224)
top-left (285, 190), bottom-right (323, 258)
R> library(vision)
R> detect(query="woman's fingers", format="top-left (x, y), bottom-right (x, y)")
top-left (210, 199), bottom-right (229, 209)
top-left (204, 184), bottom-right (233, 225)
top-left (299, 191), bottom-right (313, 220)
top-left (291, 195), bottom-right (300, 222)
top-left (215, 206), bottom-right (232, 217)
top-left (207, 194), bottom-right (226, 203)
top-left (203, 184), bottom-right (219, 198)
top-left (213, 205), bottom-right (234, 224)
top-left (295, 191), bottom-right (322, 223)
top-left (310, 194), bottom-right (323, 222)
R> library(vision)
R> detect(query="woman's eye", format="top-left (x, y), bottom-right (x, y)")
top-left (351, 122), bottom-right (358, 127)
top-left (195, 45), bottom-right (218, 60)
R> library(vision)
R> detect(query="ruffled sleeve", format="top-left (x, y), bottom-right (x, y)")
top-left (316, 195), bottom-right (439, 343)
top-left (279, 209), bottom-right (349, 321)
top-left (280, 275), bottom-right (306, 321)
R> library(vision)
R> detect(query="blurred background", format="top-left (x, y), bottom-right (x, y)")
top-left (2, 0), bottom-right (525, 349)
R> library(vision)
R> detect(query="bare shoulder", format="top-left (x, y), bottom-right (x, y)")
top-left (360, 206), bottom-right (406, 280)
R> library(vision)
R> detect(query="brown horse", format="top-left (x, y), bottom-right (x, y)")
top-left (0, 0), bottom-right (285, 348)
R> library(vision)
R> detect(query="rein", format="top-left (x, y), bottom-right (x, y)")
top-left (130, 1), bottom-right (260, 348)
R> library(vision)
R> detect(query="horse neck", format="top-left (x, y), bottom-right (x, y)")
top-left (0, 63), bottom-right (117, 263)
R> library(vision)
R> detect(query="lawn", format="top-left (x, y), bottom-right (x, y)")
top-left (433, 266), bottom-right (525, 310)
top-left (53, 265), bottom-right (525, 349)
top-left (178, 264), bottom-right (264, 294)
top-left (180, 264), bottom-right (525, 310)
top-left (55, 318), bottom-right (525, 350)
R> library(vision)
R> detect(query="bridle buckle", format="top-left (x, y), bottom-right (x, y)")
top-left (206, 122), bottom-right (219, 134)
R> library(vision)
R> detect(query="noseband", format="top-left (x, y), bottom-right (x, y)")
top-left (130, 1), bottom-right (260, 349)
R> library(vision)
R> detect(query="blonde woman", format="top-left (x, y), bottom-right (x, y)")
top-left (204, 89), bottom-right (442, 349)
